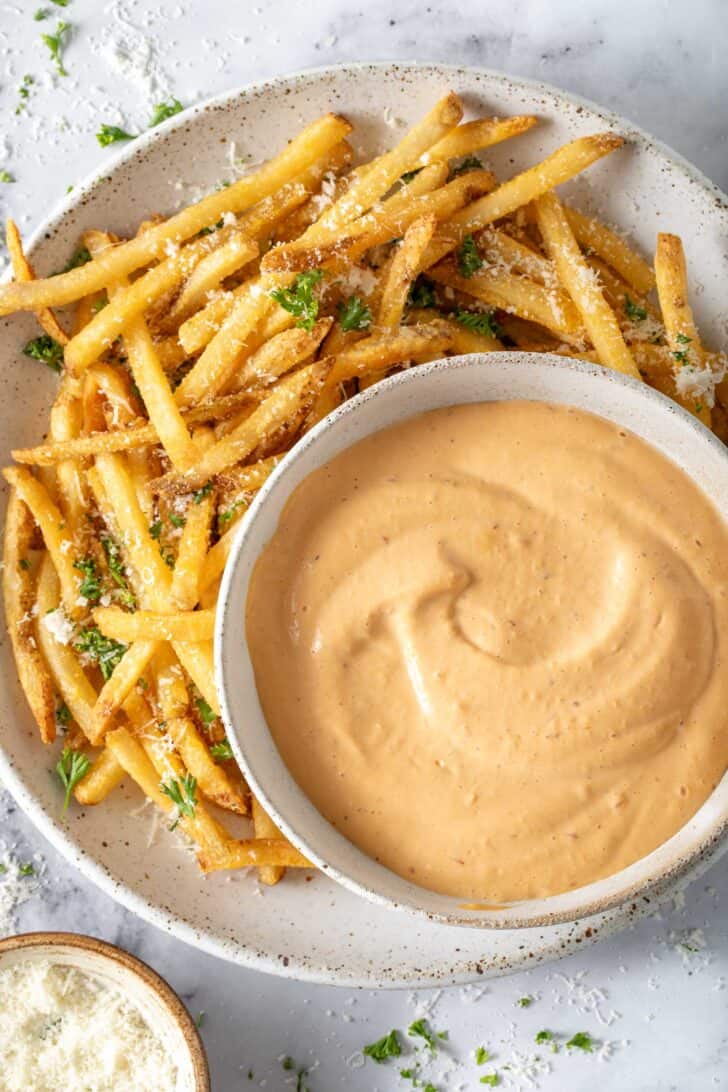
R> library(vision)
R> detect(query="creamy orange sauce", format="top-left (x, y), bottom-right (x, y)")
top-left (246, 402), bottom-right (728, 902)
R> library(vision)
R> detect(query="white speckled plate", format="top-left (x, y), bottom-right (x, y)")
top-left (1, 63), bottom-right (727, 987)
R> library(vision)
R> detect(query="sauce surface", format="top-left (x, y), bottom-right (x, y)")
top-left (246, 401), bottom-right (728, 901)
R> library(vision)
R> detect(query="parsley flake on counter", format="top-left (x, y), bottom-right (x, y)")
top-left (75, 626), bottom-right (127, 680)
top-left (210, 739), bottom-right (234, 761)
top-left (18, 862), bottom-right (36, 876)
top-left (408, 276), bottom-right (436, 309)
top-left (23, 334), bottom-right (64, 372)
top-left (338, 294), bottom-right (372, 332)
top-left (161, 773), bottom-right (198, 830)
top-left (565, 1031), bottom-right (595, 1052)
top-left (149, 99), bottom-right (184, 127)
top-left (41, 20), bottom-right (71, 77)
top-left (51, 0), bottom-right (71, 6)
top-left (475, 1046), bottom-right (491, 1064)
top-left (35, 8), bottom-right (50, 19)
top-left (101, 535), bottom-right (136, 609)
top-left (96, 124), bottom-right (136, 147)
top-left (451, 154), bottom-right (483, 177)
top-left (56, 746), bottom-right (91, 812)
top-left (16, 74), bottom-right (35, 115)
top-left (535, 1030), bottom-right (554, 1044)
top-left (624, 295), bottom-right (648, 322)
top-left (455, 307), bottom-right (501, 339)
top-left (480, 1075), bottom-right (499, 1087)
top-left (0, 170), bottom-right (14, 183)
top-left (270, 269), bottom-right (324, 332)
top-left (73, 556), bottom-right (102, 603)
top-left (517, 995), bottom-right (533, 1007)
top-left (363, 1029), bottom-right (402, 1063)
top-left (407, 1018), bottom-right (440, 1053)
top-left (457, 233), bottom-right (483, 278)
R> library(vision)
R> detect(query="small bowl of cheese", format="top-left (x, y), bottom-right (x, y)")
top-left (0, 931), bottom-right (209, 1092)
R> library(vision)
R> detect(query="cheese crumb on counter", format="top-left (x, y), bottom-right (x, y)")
top-left (0, 960), bottom-right (179, 1092)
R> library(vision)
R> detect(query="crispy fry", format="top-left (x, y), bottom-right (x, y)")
top-left (169, 489), bottom-right (214, 610)
top-left (252, 796), bottom-right (286, 885)
top-left (534, 191), bottom-right (641, 378)
top-left (172, 641), bottom-right (219, 716)
top-left (424, 115), bottom-right (538, 162)
top-left (74, 745), bottom-right (126, 805)
top-left (94, 606), bottom-right (215, 643)
top-left (564, 205), bottom-right (655, 296)
top-left (198, 838), bottom-right (312, 874)
top-left (378, 216), bottom-right (437, 329)
top-left (5, 218), bottom-right (68, 345)
top-left (166, 715), bottom-right (249, 815)
top-left (230, 318), bottom-right (333, 392)
top-left (88, 639), bottom-right (160, 745)
top-left (3, 494), bottom-right (56, 742)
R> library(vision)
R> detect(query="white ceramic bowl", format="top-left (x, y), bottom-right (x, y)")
top-left (2, 61), bottom-right (728, 984)
top-left (0, 932), bottom-right (209, 1091)
top-left (217, 353), bottom-right (728, 929)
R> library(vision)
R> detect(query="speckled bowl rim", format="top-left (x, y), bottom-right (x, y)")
top-left (0, 60), bottom-right (725, 986)
top-left (0, 931), bottom-right (210, 1090)
top-left (217, 353), bottom-right (728, 930)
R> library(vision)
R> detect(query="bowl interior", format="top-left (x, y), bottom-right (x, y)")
top-left (0, 934), bottom-right (208, 1091)
top-left (217, 353), bottom-right (728, 929)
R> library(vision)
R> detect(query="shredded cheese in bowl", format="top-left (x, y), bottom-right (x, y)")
top-left (0, 958), bottom-right (180, 1091)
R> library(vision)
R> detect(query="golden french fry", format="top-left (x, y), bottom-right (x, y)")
top-left (252, 796), bottom-right (286, 885)
top-left (406, 308), bottom-right (501, 354)
top-left (171, 641), bottom-right (219, 716)
top-left (477, 228), bottom-right (555, 285)
top-left (324, 323), bottom-right (453, 388)
top-left (105, 725), bottom-right (173, 810)
top-left (164, 231), bottom-right (261, 330)
top-left (5, 218), bottom-right (68, 345)
top-left (94, 606), bottom-right (215, 643)
top-left (655, 233), bottom-right (712, 426)
top-left (198, 838), bottom-right (312, 874)
top-left (166, 715), bottom-right (249, 815)
top-left (565, 205), bottom-right (655, 296)
top-left (88, 639), bottom-right (159, 744)
top-left (0, 114), bottom-right (352, 316)
top-left (534, 191), bottom-right (641, 378)
top-left (3, 494), bottom-right (56, 742)
top-left (233, 318), bottom-right (333, 393)
top-left (2, 466), bottom-right (81, 616)
top-left (378, 216), bottom-right (437, 329)
top-left (423, 115), bottom-right (538, 162)
top-left (74, 746), bottom-right (126, 805)
top-left (169, 491), bottom-right (214, 610)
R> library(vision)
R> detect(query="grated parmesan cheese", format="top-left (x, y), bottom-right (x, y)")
top-left (0, 959), bottom-right (180, 1092)
top-left (42, 607), bottom-right (75, 646)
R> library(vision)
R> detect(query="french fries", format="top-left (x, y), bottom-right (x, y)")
top-left (2, 92), bottom-right (724, 888)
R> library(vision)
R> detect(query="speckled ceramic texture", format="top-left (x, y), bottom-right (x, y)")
top-left (218, 354), bottom-right (728, 932)
top-left (1, 63), bottom-right (727, 987)
top-left (0, 932), bottom-right (210, 1091)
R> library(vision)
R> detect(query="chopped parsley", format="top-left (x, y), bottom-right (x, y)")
top-left (74, 626), bottom-right (127, 680)
top-left (457, 234), bottom-right (483, 278)
top-left (624, 295), bottom-right (648, 322)
top-left (161, 773), bottom-right (198, 830)
top-left (16, 74), bottom-right (35, 115)
top-left (35, 8), bottom-right (50, 19)
top-left (535, 1030), bottom-right (554, 1044)
top-left (101, 535), bottom-right (136, 609)
top-left (23, 335), bottom-right (64, 373)
top-left (677, 332), bottom-right (692, 344)
top-left (61, 245), bottom-right (91, 272)
top-left (195, 1011), bottom-right (205, 1028)
top-left (270, 269), bottom-right (324, 332)
top-left (51, 0), bottom-right (70, 6)
top-left (73, 556), bottom-right (102, 603)
top-left (18, 558), bottom-right (31, 571)
top-left (56, 702), bottom-right (71, 726)
top-left (672, 350), bottom-right (690, 366)
top-left (401, 166), bottom-right (425, 184)
top-left (149, 99), bottom-right (184, 127)
top-left (41, 20), bottom-right (71, 77)
top-left (55, 746), bottom-right (91, 812)
top-left (96, 124), bottom-right (136, 148)
top-left (455, 307), bottom-right (501, 339)
top-left (338, 294), bottom-right (372, 332)
top-left (149, 520), bottom-right (163, 540)
top-left (694, 402), bottom-right (704, 414)
top-left (218, 501), bottom-right (244, 529)
top-left (0, 170), bottom-right (14, 184)
top-left (363, 1029), bottom-right (402, 1063)
top-left (210, 739), bottom-right (234, 762)
top-left (517, 996), bottom-right (533, 1008)
top-left (192, 482), bottom-right (213, 504)
top-left (480, 1076), bottom-right (499, 1087)
top-left (408, 1018), bottom-right (440, 1054)
top-left (168, 512), bottom-right (186, 528)
top-left (451, 154), bottom-right (483, 177)
top-left (281, 1057), bottom-right (310, 1091)
top-left (195, 697), bottom-right (217, 727)
top-left (565, 1031), bottom-right (594, 1053)
top-left (18, 862), bottom-right (35, 877)
top-left (475, 1047), bottom-right (491, 1064)
top-left (408, 276), bottom-right (437, 309)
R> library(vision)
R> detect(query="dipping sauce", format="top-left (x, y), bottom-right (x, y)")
top-left (246, 401), bottom-right (728, 902)
top-left (0, 958), bottom-right (179, 1092)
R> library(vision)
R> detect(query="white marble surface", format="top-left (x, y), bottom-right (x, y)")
top-left (1, 1), bottom-right (728, 1089)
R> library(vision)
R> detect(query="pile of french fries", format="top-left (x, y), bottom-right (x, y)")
top-left (2, 93), bottom-right (726, 884)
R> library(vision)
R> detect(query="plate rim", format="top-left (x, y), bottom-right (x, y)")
top-left (1, 58), bottom-right (726, 987)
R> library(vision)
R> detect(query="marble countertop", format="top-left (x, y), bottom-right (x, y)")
top-left (1, 1), bottom-right (727, 1089)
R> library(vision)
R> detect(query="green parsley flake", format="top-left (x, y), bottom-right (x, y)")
top-left (35, 8), bottom-right (50, 20)
top-left (193, 482), bottom-right (213, 504)
top-left (457, 234), bottom-right (483, 278)
top-left (56, 702), bottom-right (71, 726)
top-left (19, 558), bottom-right (31, 571)
top-left (408, 1018), bottom-right (439, 1053)
top-left (475, 1046), bottom-right (491, 1064)
top-left (535, 1030), bottom-right (554, 1044)
top-left (565, 1031), bottom-right (595, 1052)
top-left (16, 75), bottom-right (35, 115)
top-left (517, 996), bottom-right (533, 1007)
top-left (0, 170), bottom-right (14, 183)
top-left (450, 154), bottom-right (483, 177)
top-left (676, 332), bottom-right (692, 344)
top-left (73, 556), bottom-right (102, 603)
top-left (168, 512), bottom-right (186, 528)
top-left (210, 739), bottom-right (234, 762)
top-left (338, 294), bottom-right (372, 332)
top-left (270, 269), bottom-right (324, 332)
top-left (51, 0), bottom-right (70, 6)
top-left (149, 99), bottom-right (184, 127)
top-left (41, 20), bottom-right (71, 77)
top-left (96, 124), bottom-right (136, 148)
top-left (455, 307), bottom-right (501, 339)
top-left (160, 773), bottom-right (197, 830)
top-left (195, 697), bottom-right (217, 727)
top-left (672, 350), bottom-right (689, 366)
top-left (624, 295), bottom-right (648, 322)
top-left (61, 246), bottom-right (91, 272)
top-left (18, 862), bottom-right (35, 877)
top-left (408, 276), bottom-right (437, 309)
top-left (101, 535), bottom-right (136, 609)
top-left (56, 746), bottom-right (91, 812)
top-left (75, 626), bottom-right (127, 680)
top-left (149, 520), bottom-right (163, 540)
top-left (23, 335), bottom-right (64, 373)
top-left (480, 1075), bottom-right (499, 1087)
top-left (218, 501), bottom-right (244, 529)
top-left (363, 1029), bottom-right (402, 1063)
top-left (401, 166), bottom-right (425, 184)
top-left (195, 1011), bottom-right (205, 1028)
